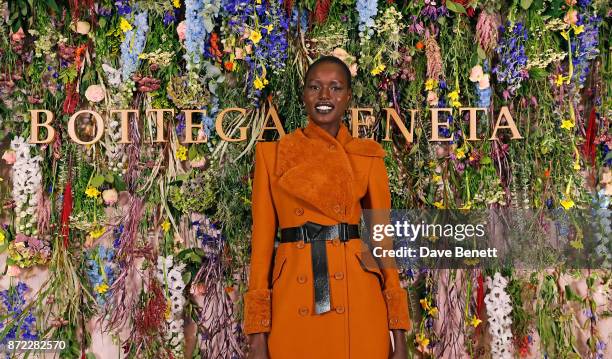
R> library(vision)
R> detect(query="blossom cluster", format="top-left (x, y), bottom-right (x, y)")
top-left (0, 282), bottom-right (38, 345)
top-left (493, 22), bottom-right (529, 97)
top-left (155, 255), bottom-right (187, 357)
top-left (485, 273), bottom-right (514, 359)
top-left (85, 245), bottom-right (119, 305)
top-left (120, 11), bottom-right (150, 81)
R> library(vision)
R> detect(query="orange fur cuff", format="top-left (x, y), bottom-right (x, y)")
top-left (243, 289), bottom-right (272, 334)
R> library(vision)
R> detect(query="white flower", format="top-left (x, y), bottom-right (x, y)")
top-left (485, 272), bottom-right (514, 359)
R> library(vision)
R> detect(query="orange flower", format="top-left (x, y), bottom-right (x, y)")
top-left (544, 169), bottom-right (550, 178)
top-left (416, 41), bottom-right (424, 51)
top-left (224, 61), bottom-right (234, 71)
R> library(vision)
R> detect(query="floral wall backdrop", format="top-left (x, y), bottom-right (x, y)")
top-left (0, 0), bottom-right (610, 358)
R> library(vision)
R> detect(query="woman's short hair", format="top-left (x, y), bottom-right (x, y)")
top-left (304, 55), bottom-right (352, 90)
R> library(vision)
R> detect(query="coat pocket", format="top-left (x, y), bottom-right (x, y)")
top-left (354, 251), bottom-right (384, 287)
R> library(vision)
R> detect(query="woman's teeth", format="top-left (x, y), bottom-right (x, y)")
top-left (315, 105), bottom-right (333, 113)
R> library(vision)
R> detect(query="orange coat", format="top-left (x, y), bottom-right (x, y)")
top-left (243, 121), bottom-right (410, 359)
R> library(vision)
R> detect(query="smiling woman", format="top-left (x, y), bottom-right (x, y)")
top-left (243, 56), bottom-right (410, 359)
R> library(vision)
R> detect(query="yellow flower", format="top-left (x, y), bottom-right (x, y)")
top-left (572, 24), bottom-right (584, 35)
top-left (428, 307), bottom-right (439, 317)
top-left (119, 17), bottom-right (133, 32)
top-left (253, 76), bottom-right (269, 90)
top-left (89, 227), bottom-right (106, 239)
top-left (266, 24), bottom-right (274, 32)
top-left (459, 201), bottom-right (472, 210)
top-left (95, 283), bottom-right (109, 294)
top-left (448, 90), bottom-right (460, 102)
top-left (161, 219), bottom-right (171, 232)
top-left (428, 160), bottom-right (437, 169)
top-left (432, 174), bottom-right (442, 183)
top-left (560, 198), bottom-right (575, 210)
top-left (371, 64), bottom-right (386, 76)
top-left (85, 186), bottom-right (101, 198)
top-left (451, 100), bottom-right (462, 108)
top-left (415, 332), bottom-right (430, 352)
top-left (0, 231), bottom-right (5, 245)
top-left (573, 161), bottom-right (581, 171)
top-left (456, 148), bottom-right (466, 160)
top-left (249, 30), bottom-right (262, 44)
top-left (419, 298), bottom-right (431, 311)
top-left (570, 239), bottom-right (584, 249)
top-left (433, 201), bottom-right (445, 209)
top-left (555, 74), bottom-right (565, 86)
top-left (176, 145), bottom-right (187, 161)
top-left (173, 0), bottom-right (181, 8)
top-left (561, 120), bottom-right (575, 130)
top-left (425, 78), bottom-right (437, 91)
top-left (470, 315), bottom-right (482, 328)
top-left (560, 30), bottom-right (569, 40)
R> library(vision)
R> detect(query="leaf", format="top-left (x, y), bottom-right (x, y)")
top-left (105, 173), bottom-right (115, 183)
top-left (114, 174), bottom-right (127, 191)
top-left (477, 46), bottom-right (487, 60)
top-left (520, 0), bottom-right (533, 10)
top-left (46, 0), bottom-right (59, 12)
top-left (480, 156), bottom-right (492, 165)
top-left (188, 145), bottom-right (198, 161)
top-left (182, 271), bottom-right (192, 284)
top-left (529, 67), bottom-right (549, 80)
top-left (446, 0), bottom-right (467, 15)
top-left (90, 175), bottom-right (105, 188)
top-left (564, 285), bottom-right (582, 302)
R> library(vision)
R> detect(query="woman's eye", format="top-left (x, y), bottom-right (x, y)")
top-left (310, 85), bottom-right (319, 90)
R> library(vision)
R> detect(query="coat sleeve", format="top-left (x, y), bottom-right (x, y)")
top-left (243, 142), bottom-right (278, 334)
top-left (361, 156), bottom-right (411, 331)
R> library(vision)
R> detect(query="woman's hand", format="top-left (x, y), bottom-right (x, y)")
top-left (389, 329), bottom-right (407, 359)
top-left (247, 333), bottom-right (269, 359)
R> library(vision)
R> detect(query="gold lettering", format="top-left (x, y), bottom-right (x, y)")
top-left (383, 108), bottom-right (416, 143)
top-left (68, 110), bottom-right (104, 145)
top-left (146, 108), bottom-right (174, 143)
top-left (490, 106), bottom-right (523, 140)
top-left (215, 107), bottom-right (248, 142)
top-left (430, 108), bottom-right (453, 142)
top-left (110, 109), bottom-right (139, 144)
top-left (459, 107), bottom-right (487, 141)
top-left (350, 108), bottom-right (375, 139)
top-left (29, 110), bottom-right (55, 144)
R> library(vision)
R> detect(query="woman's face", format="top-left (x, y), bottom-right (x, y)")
top-left (302, 62), bottom-right (352, 128)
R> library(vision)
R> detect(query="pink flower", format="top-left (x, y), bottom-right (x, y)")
top-left (190, 157), bottom-right (207, 168)
top-left (75, 21), bottom-right (91, 35)
top-left (7, 265), bottom-right (22, 277)
top-left (177, 21), bottom-right (186, 41)
top-left (469, 65), bottom-right (484, 82)
top-left (10, 27), bottom-right (25, 43)
top-left (564, 9), bottom-right (578, 25)
top-left (234, 48), bottom-right (244, 60)
top-left (102, 189), bottom-right (118, 205)
top-left (427, 91), bottom-right (439, 106)
top-left (332, 48), bottom-right (358, 77)
top-left (85, 84), bottom-right (105, 103)
top-left (2, 150), bottom-right (16, 164)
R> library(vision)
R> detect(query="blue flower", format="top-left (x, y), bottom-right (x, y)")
top-left (120, 11), bottom-right (149, 80)
top-left (493, 22), bottom-right (529, 96)
top-left (356, 0), bottom-right (377, 37)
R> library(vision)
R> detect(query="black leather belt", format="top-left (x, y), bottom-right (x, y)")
top-left (280, 221), bottom-right (360, 315)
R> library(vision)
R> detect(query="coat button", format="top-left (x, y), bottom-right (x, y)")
top-left (294, 207), bottom-right (304, 216)
top-left (297, 275), bottom-right (307, 284)
top-left (335, 306), bottom-right (345, 314)
top-left (298, 307), bottom-right (309, 316)
top-left (333, 204), bottom-right (341, 213)
top-left (261, 319), bottom-right (270, 327)
top-left (328, 144), bottom-right (336, 151)
top-left (296, 242), bottom-right (305, 249)
top-left (334, 272), bottom-right (344, 280)
top-left (389, 318), bottom-right (398, 326)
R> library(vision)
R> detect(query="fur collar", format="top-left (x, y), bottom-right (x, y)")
top-left (275, 121), bottom-right (385, 222)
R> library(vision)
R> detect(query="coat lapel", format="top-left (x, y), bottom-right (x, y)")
top-left (275, 121), bottom-right (385, 222)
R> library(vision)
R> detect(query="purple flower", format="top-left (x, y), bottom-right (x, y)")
top-left (163, 10), bottom-right (176, 25)
top-left (115, 0), bottom-right (131, 15)
top-left (493, 22), bottom-right (529, 96)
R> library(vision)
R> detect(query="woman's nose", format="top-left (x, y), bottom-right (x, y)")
top-left (319, 86), bottom-right (331, 99)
